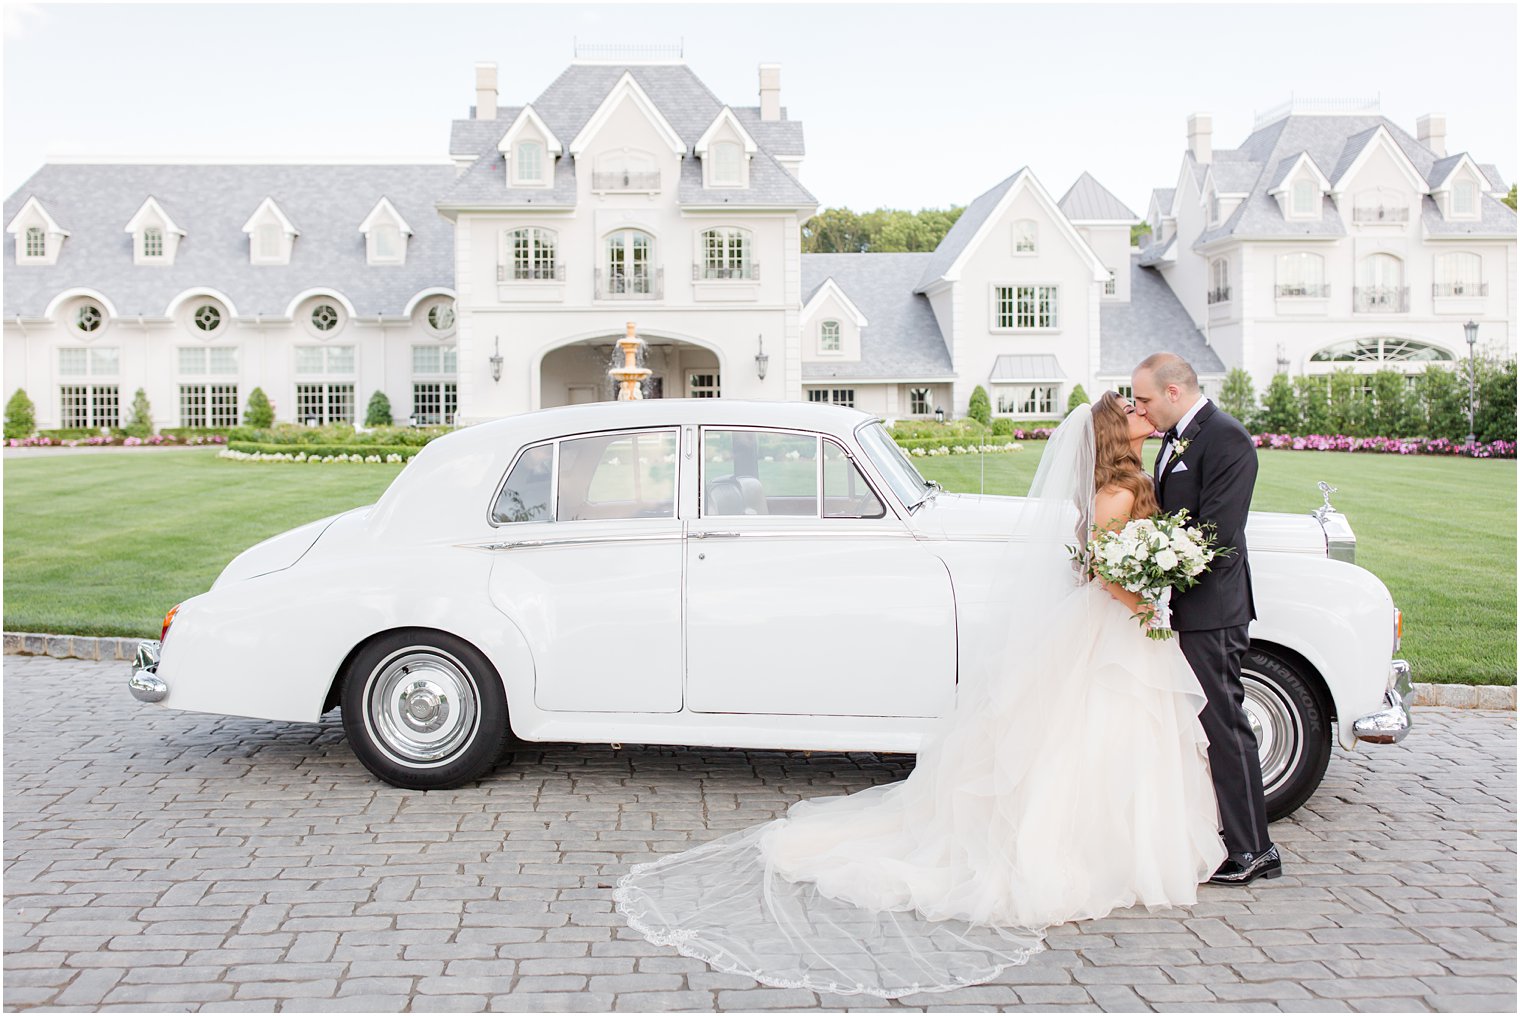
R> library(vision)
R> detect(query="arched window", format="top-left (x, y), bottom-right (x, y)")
top-left (1012, 219), bottom-right (1037, 253)
top-left (1356, 253), bottom-right (1406, 312)
top-left (516, 141), bottom-right (544, 183)
top-left (1434, 252), bottom-right (1483, 297)
top-left (1208, 258), bottom-right (1230, 304)
top-left (710, 142), bottom-right (741, 185)
top-left (699, 227), bottom-right (753, 280)
top-left (143, 227), bottom-right (164, 259)
top-left (605, 230), bottom-right (654, 296)
top-left (1309, 337), bottom-right (1454, 366)
top-left (1275, 252), bottom-right (1327, 298)
top-left (820, 320), bottom-right (841, 352)
top-left (505, 227), bottom-right (558, 280)
top-left (1291, 179), bottom-right (1316, 216)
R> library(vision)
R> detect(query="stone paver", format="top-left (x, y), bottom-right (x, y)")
top-left (4, 656), bottom-right (1515, 1012)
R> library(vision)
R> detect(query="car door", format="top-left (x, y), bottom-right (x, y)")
top-left (485, 427), bottom-right (684, 713)
top-left (684, 426), bottom-right (957, 717)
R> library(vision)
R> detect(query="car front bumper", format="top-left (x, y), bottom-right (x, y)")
top-left (1353, 659), bottom-right (1412, 745)
top-left (127, 639), bottom-right (167, 703)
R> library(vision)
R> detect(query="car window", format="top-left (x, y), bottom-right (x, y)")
top-left (702, 429), bottom-right (818, 517)
top-left (856, 420), bottom-right (930, 507)
top-left (557, 429), bottom-right (677, 521)
top-left (823, 440), bottom-right (886, 518)
top-left (491, 443), bottom-right (554, 523)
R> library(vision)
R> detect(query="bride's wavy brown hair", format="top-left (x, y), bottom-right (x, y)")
top-left (1091, 390), bottom-right (1159, 520)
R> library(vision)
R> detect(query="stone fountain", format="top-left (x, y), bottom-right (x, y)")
top-left (609, 320), bottom-right (652, 400)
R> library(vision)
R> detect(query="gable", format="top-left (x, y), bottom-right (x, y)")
top-left (568, 72), bottom-right (684, 157)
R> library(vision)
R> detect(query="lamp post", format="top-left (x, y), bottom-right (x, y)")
top-left (490, 336), bottom-right (504, 383)
top-left (934, 406), bottom-right (944, 424)
top-left (1464, 320), bottom-right (1478, 451)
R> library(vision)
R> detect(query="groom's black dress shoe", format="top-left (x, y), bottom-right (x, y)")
top-left (1208, 845), bottom-right (1282, 885)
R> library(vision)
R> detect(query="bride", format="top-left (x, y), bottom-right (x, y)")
top-left (613, 391), bottom-right (1228, 997)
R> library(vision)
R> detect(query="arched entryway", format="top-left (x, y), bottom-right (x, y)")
top-left (534, 331), bottom-right (724, 409)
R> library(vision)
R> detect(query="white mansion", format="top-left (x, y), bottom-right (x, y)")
top-left (3, 59), bottom-right (1514, 432)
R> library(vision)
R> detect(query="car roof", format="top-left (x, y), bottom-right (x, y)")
top-left (446, 398), bottom-right (879, 447)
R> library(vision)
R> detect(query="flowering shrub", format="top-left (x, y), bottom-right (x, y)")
top-left (6, 433), bottom-right (227, 448)
top-left (1252, 433), bottom-right (1516, 459)
top-left (219, 448), bottom-right (408, 465)
top-left (906, 442), bottom-right (1025, 457)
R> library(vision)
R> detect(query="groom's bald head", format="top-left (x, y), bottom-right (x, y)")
top-left (1136, 353), bottom-right (1199, 392)
top-left (1131, 353), bottom-right (1201, 430)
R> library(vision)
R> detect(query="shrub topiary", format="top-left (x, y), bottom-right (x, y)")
top-left (244, 387), bottom-right (275, 428)
top-left (1065, 384), bottom-right (1089, 416)
top-left (991, 417), bottom-right (1014, 436)
top-left (365, 390), bottom-right (393, 427)
top-left (5, 388), bottom-right (36, 439)
top-left (124, 388), bottom-right (154, 438)
top-left (967, 386), bottom-right (992, 427)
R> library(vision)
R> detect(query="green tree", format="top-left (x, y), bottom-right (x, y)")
top-left (1218, 368), bottom-right (1256, 427)
top-left (967, 385), bottom-right (992, 427)
top-left (1065, 384), bottom-right (1089, 416)
top-left (4, 388), bottom-right (36, 440)
top-left (1504, 184), bottom-right (1517, 211)
top-left (244, 387), bottom-right (275, 428)
top-left (1259, 373), bottom-right (1298, 433)
top-left (1293, 374), bottom-right (1332, 434)
top-left (1369, 369), bottom-right (1419, 436)
top-left (801, 208), bottom-right (869, 253)
top-left (1326, 369), bottom-right (1371, 436)
top-left (801, 205), bottom-right (964, 253)
top-left (124, 388), bottom-right (154, 438)
top-left (1414, 365), bottom-right (1466, 440)
top-left (365, 390), bottom-right (393, 427)
top-left (1130, 221), bottom-right (1152, 246)
top-left (1475, 356), bottom-right (1517, 443)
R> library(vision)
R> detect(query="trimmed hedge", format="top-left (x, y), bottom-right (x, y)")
top-left (227, 441), bottom-right (425, 460)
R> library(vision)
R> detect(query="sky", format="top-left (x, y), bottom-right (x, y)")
top-left (4, 1), bottom-right (1516, 215)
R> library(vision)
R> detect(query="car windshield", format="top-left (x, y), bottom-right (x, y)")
top-left (855, 421), bottom-right (932, 507)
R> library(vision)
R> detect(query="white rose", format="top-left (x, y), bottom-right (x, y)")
top-left (1155, 548), bottom-right (1179, 571)
top-left (1134, 543), bottom-right (1149, 561)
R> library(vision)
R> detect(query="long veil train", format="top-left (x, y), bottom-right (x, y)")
top-left (612, 405), bottom-right (1223, 997)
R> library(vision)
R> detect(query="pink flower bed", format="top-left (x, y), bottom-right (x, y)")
top-left (6, 434), bottom-right (228, 449)
top-left (1252, 433), bottom-right (1516, 459)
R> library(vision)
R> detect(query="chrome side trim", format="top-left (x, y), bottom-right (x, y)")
top-left (127, 640), bottom-right (166, 703)
top-left (474, 532), bottom-right (684, 551)
top-left (1353, 659), bottom-right (1412, 745)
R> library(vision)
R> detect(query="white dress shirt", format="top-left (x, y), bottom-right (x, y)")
top-left (1158, 395), bottom-right (1210, 475)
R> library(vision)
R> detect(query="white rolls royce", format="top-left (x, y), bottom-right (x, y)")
top-left (129, 399), bottom-right (1411, 819)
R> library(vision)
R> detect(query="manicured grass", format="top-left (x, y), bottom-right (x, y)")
top-left (3, 450), bottom-right (402, 638)
top-left (913, 441), bottom-right (1516, 687)
top-left (4, 443), bottom-right (1514, 686)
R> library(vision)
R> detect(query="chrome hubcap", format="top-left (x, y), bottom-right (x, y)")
top-left (1241, 673), bottom-right (1302, 794)
top-left (366, 650), bottom-right (479, 766)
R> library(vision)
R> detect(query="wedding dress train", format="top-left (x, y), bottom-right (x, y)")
top-left (612, 406), bottom-right (1228, 997)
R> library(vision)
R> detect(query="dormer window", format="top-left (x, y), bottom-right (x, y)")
top-left (1013, 220), bottom-right (1037, 253)
top-left (7, 196), bottom-right (69, 265)
top-left (373, 225), bottom-right (399, 259)
top-left (25, 227), bottom-right (45, 258)
top-left (359, 197), bottom-right (412, 266)
top-left (257, 224), bottom-right (281, 259)
top-left (142, 228), bottom-right (164, 259)
top-left (820, 320), bottom-right (841, 352)
top-left (125, 196), bottom-right (185, 265)
top-left (1454, 180), bottom-right (1477, 217)
top-left (1208, 190), bottom-right (1220, 225)
top-left (711, 142), bottom-right (742, 186)
top-left (242, 197), bottom-right (297, 265)
top-left (1291, 179), bottom-right (1316, 216)
top-left (517, 141), bottom-right (544, 184)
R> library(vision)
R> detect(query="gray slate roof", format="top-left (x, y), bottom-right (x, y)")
top-left (3, 163), bottom-right (456, 318)
top-left (914, 169), bottom-right (1025, 292)
top-left (801, 253), bottom-right (954, 380)
top-left (441, 63), bottom-right (814, 210)
top-left (1098, 254), bottom-right (1226, 376)
top-left (988, 354), bottom-right (1065, 381)
top-left (1150, 188), bottom-right (1175, 217)
top-left (1420, 192), bottom-right (1519, 237)
top-left (1136, 232), bottom-right (1176, 267)
top-left (1058, 172), bottom-right (1138, 221)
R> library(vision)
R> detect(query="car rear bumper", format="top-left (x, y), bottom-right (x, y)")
top-left (1353, 659), bottom-right (1412, 745)
top-left (127, 639), bottom-right (167, 703)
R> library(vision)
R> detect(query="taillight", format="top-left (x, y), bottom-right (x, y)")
top-left (161, 603), bottom-right (181, 642)
top-left (1393, 608), bottom-right (1402, 654)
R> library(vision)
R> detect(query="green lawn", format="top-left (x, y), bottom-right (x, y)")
top-left (3, 443), bottom-right (1514, 685)
top-left (913, 442), bottom-right (1516, 686)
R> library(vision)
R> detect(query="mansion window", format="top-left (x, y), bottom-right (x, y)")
top-left (504, 227), bottom-right (559, 281)
top-left (295, 344), bottom-right (355, 377)
top-left (412, 343), bottom-right (458, 377)
top-left (310, 304), bottom-right (340, 332)
top-left (1012, 220), bottom-right (1037, 253)
top-left (426, 303), bottom-right (456, 333)
top-left (1291, 179), bottom-right (1316, 216)
top-left (1104, 269), bottom-right (1117, 296)
top-left (412, 383), bottom-right (457, 426)
top-left (193, 305), bottom-right (223, 333)
top-left (59, 385), bottom-right (120, 429)
top-left (142, 227), bottom-right (164, 259)
top-left (59, 346), bottom-right (118, 378)
top-left (699, 228), bottom-right (754, 280)
top-left (807, 388), bottom-right (855, 408)
top-left (1276, 252), bottom-right (1328, 298)
top-left (996, 385), bottom-right (1057, 416)
top-left (179, 385), bottom-right (239, 428)
top-left (75, 303), bottom-right (104, 333)
top-left (994, 285), bottom-right (1058, 329)
top-left (256, 223), bottom-right (282, 260)
top-left (688, 372), bottom-right (721, 398)
top-left (1208, 191), bottom-right (1220, 225)
top-left (516, 140), bottom-right (544, 183)
top-left (1309, 337), bottom-right (1454, 368)
top-left (820, 320), bottom-right (840, 352)
top-left (177, 346), bottom-right (237, 376)
top-left (295, 384), bottom-right (355, 426)
top-left (604, 230), bottom-right (655, 296)
top-left (910, 387), bottom-right (931, 415)
top-left (1208, 259), bottom-right (1230, 304)
top-left (1354, 253), bottom-right (1407, 312)
top-left (710, 141), bottom-right (742, 185)
top-left (25, 226), bottom-right (45, 258)
top-left (1433, 252), bottom-right (1485, 297)
top-left (371, 224), bottom-right (401, 262)
top-left (1453, 180), bottom-right (1477, 217)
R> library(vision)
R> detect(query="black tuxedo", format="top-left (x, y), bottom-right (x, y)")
top-left (1153, 399), bottom-right (1271, 856)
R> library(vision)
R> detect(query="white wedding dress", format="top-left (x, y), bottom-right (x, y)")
top-left (612, 406), bottom-right (1228, 997)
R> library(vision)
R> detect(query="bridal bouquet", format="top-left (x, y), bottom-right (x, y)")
top-left (1075, 510), bottom-right (1227, 640)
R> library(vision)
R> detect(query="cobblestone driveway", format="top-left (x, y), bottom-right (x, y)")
top-left (4, 656), bottom-right (1515, 1013)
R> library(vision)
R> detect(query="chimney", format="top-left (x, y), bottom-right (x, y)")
top-left (1187, 112), bottom-right (1212, 164)
top-left (1416, 113), bottom-right (1446, 157)
top-left (759, 64), bottom-right (781, 122)
top-left (475, 62), bottom-right (498, 121)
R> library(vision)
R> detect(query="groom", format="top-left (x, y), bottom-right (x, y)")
top-left (1131, 352), bottom-right (1280, 885)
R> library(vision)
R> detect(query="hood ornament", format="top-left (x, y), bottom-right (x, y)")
top-left (1313, 480), bottom-right (1338, 521)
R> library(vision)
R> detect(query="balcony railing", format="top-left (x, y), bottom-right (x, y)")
top-left (1207, 286), bottom-right (1231, 305)
top-left (693, 262), bottom-right (760, 281)
top-left (1353, 205), bottom-right (1409, 223)
top-left (1276, 283), bottom-right (1331, 298)
top-left (1353, 285), bottom-right (1410, 312)
top-left (497, 263), bottom-right (565, 282)
top-left (1432, 282), bottom-right (1488, 298)
top-left (595, 267), bottom-right (664, 300)
top-left (591, 171), bottom-right (661, 191)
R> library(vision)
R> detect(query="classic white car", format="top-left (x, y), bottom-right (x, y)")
top-left (129, 399), bottom-right (1411, 818)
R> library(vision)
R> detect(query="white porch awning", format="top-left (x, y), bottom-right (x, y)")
top-left (988, 354), bottom-right (1067, 382)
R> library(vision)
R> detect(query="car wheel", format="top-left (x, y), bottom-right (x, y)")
top-left (341, 629), bottom-right (514, 790)
top-left (1242, 647), bottom-right (1331, 822)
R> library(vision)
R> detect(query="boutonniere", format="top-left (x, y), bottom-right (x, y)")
top-left (1169, 438), bottom-right (1191, 463)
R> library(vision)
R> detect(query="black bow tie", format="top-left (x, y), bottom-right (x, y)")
top-left (1163, 427), bottom-right (1179, 443)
